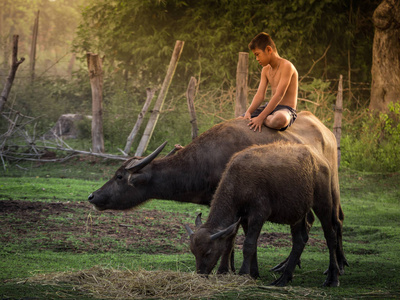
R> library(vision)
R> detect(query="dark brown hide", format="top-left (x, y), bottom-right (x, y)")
top-left (88, 111), bottom-right (338, 210)
top-left (88, 111), bottom-right (344, 275)
top-left (188, 143), bottom-right (346, 287)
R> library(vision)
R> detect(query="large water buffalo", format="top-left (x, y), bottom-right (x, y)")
top-left (88, 111), bottom-right (347, 274)
top-left (186, 143), bottom-right (342, 286)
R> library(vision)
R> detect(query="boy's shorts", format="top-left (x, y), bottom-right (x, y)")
top-left (249, 102), bottom-right (297, 131)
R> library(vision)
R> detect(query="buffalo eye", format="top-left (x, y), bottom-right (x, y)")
top-left (116, 174), bottom-right (123, 180)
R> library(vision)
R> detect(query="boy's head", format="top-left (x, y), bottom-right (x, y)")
top-left (248, 32), bottom-right (277, 53)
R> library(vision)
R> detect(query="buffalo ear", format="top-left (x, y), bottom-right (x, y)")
top-left (185, 224), bottom-right (194, 237)
top-left (210, 218), bottom-right (241, 241)
top-left (195, 213), bottom-right (202, 228)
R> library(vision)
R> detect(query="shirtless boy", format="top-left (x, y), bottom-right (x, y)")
top-left (239, 32), bottom-right (298, 132)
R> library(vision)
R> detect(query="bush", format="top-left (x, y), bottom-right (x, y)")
top-left (341, 103), bottom-right (400, 172)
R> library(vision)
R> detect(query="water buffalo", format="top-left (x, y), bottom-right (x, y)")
top-left (88, 111), bottom-right (347, 274)
top-left (186, 142), bottom-right (343, 286)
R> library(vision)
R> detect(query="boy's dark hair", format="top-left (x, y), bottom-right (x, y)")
top-left (248, 32), bottom-right (277, 52)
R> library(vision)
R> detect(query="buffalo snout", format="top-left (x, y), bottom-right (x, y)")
top-left (87, 191), bottom-right (107, 211)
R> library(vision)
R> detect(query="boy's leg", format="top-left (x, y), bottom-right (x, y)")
top-left (264, 109), bottom-right (291, 130)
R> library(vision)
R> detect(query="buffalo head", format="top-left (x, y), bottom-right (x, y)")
top-left (88, 142), bottom-right (167, 211)
top-left (185, 213), bottom-right (240, 275)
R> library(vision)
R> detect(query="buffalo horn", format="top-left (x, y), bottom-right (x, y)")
top-left (125, 141), bottom-right (168, 172)
top-left (185, 224), bottom-right (194, 237)
top-left (195, 213), bottom-right (202, 228)
top-left (210, 218), bottom-right (241, 241)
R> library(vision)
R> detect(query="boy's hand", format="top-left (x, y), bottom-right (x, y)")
top-left (237, 112), bottom-right (251, 120)
top-left (248, 116), bottom-right (264, 132)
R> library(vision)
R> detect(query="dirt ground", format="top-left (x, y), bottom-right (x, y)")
top-left (0, 200), bottom-right (326, 255)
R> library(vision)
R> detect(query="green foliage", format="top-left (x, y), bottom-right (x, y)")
top-left (341, 103), bottom-right (400, 172)
top-left (1, 0), bottom-right (393, 174)
top-left (74, 0), bottom-right (378, 99)
top-left (298, 78), bottom-right (336, 125)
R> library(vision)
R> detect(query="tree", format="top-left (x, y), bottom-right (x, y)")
top-left (73, 0), bottom-right (378, 97)
top-left (0, 0), bottom-right (86, 75)
top-left (369, 0), bottom-right (400, 112)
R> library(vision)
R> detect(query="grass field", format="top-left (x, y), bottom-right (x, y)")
top-left (1, 158), bottom-right (399, 299)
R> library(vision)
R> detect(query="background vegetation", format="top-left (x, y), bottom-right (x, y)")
top-left (2, 0), bottom-right (399, 172)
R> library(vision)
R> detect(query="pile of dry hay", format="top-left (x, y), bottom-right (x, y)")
top-left (27, 266), bottom-right (257, 299)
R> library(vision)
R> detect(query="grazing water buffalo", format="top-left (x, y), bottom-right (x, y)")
top-left (186, 143), bottom-right (343, 287)
top-left (88, 111), bottom-right (347, 274)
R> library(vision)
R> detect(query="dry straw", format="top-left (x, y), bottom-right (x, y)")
top-left (26, 266), bottom-right (375, 299)
top-left (27, 266), bottom-right (257, 299)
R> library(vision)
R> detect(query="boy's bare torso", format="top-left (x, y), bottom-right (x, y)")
top-left (265, 59), bottom-right (298, 110)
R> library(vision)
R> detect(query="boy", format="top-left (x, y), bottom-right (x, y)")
top-left (239, 32), bottom-right (298, 132)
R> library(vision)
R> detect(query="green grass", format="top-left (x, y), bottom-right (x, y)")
top-left (0, 177), bottom-right (97, 201)
top-left (1, 160), bottom-right (400, 299)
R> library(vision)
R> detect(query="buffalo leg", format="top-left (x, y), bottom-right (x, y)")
top-left (323, 185), bottom-right (348, 276)
top-left (271, 211), bottom-right (314, 272)
top-left (230, 247), bottom-right (235, 273)
top-left (314, 209), bottom-right (340, 287)
top-left (335, 203), bottom-right (349, 274)
top-left (332, 176), bottom-right (349, 275)
top-left (323, 204), bottom-right (349, 276)
top-left (239, 219), bottom-right (263, 278)
top-left (240, 220), bottom-right (259, 277)
top-left (271, 217), bottom-right (308, 286)
top-left (217, 237), bottom-right (236, 274)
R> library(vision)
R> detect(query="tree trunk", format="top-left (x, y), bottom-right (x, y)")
top-left (30, 10), bottom-right (39, 83)
top-left (369, 0), bottom-right (400, 112)
top-left (87, 52), bottom-right (105, 154)
top-left (0, 35), bottom-right (25, 113)
top-left (123, 87), bottom-right (156, 155)
top-left (135, 40), bottom-right (184, 156)
top-left (186, 76), bottom-right (198, 140)
top-left (333, 75), bottom-right (343, 168)
top-left (235, 52), bottom-right (249, 117)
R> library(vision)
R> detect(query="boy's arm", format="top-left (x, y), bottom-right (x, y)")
top-left (240, 67), bottom-right (268, 119)
top-left (253, 62), bottom-right (294, 121)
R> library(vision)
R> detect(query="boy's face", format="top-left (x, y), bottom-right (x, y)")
top-left (252, 47), bottom-right (271, 67)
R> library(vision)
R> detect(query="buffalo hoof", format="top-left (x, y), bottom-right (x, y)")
top-left (250, 271), bottom-right (260, 279)
top-left (324, 267), bottom-right (345, 276)
top-left (238, 270), bottom-right (259, 279)
top-left (323, 279), bottom-right (340, 287)
top-left (270, 274), bottom-right (292, 287)
top-left (270, 261), bottom-right (287, 273)
top-left (216, 269), bottom-right (229, 275)
top-left (324, 258), bottom-right (349, 275)
top-left (271, 258), bottom-right (301, 273)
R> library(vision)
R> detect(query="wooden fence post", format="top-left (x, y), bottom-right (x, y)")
top-left (30, 10), bottom-right (39, 82)
top-left (186, 76), bottom-right (198, 140)
top-left (135, 40), bottom-right (184, 156)
top-left (333, 75), bottom-right (343, 167)
top-left (0, 35), bottom-right (25, 113)
top-left (235, 52), bottom-right (249, 117)
top-left (87, 52), bottom-right (105, 154)
top-left (123, 87), bottom-right (156, 155)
